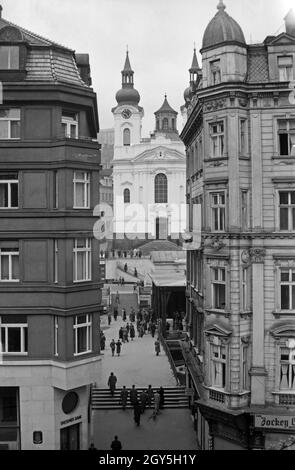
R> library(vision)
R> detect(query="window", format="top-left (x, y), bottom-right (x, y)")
top-left (278, 119), bottom-right (295, 156)
top-left (0, 173), bottom-right (18, 208)
top-left (0, 248), bottom-right (19, 282)
top-left (54, 317), bottom-right (58, 357)
top-left (54, 240), bottom-right (58, 284)
top-left (155, 173), bottom-right (168, 203)
top-left (279, 191), bottom-right (295, 230)
top-left (279, 345), bottom-right (295, 390)
top-left (53, 171), bottom-right (58, 209)
top-left (73, 171), bottom-right (90, 209)
top-left (240, 119), bottom-right (247, 154)
top-left (241, 268), bottom-right (248, 311)
top-left (74, 314), bottom-right (92, 355)
top-left (211, 343), bottom-right (227, 389)
top-left (62, 112), bottom-right (78, 139)
top-left (0, 316), bottom-right (28, 354)
top-left (242, 345), bottom-right (249, 390)
top-left (211, 192), bottom-right (225, 231)
top-left (123, 128), bottom-right (130, 146)
top-left (210, 60), bottom-right (221, 85)
top-left (210, 122), bottom-right (224, 158)
top-left (123, 188), bottom-right (130, 203)
top-left (280, 268), bottom-right (295, 310)
top-left (162, 118), bottom-right (169, 130)
top-left (241, 190), bottom-right (248, 231)
top-left (212, 268), bottom-right (226, 310)
top-left (278, 56), bottom-right (293, 82)
top-left (73, 239), bottom-right (91, 282)
top-left (0, 46), bottom-right (19, 70)
top-left (0, 109), bottom-right (20, 140)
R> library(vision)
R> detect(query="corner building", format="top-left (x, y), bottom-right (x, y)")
top-left (181, 1), bottom-right (295, 450)
top-left (0, 10), bottom-right (101, 449)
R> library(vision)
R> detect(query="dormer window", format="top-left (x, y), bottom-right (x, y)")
top-left (278, 56), bottom-right (293, 82)
top-left (62, 112), bottom-right (78, 139)
top-left (0, 46), bottom-right (19, 70)
top-left (210, 60), bottom-right (221, 85)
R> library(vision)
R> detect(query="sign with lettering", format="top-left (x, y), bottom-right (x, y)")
top-left (255, 415), bottom-right (295, 430)
top-left (60, 415), bottom-right (82, 427)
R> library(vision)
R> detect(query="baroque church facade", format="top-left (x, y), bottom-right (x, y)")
top-left (111, 53), bottom-right (186, 244)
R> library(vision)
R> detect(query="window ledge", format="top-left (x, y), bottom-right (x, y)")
top-left (2, 353), bottom-right (28, 356)
top-left (205, 308), bottom-right (230, 317)
top-left (272, 155), bottom-right (295, 160)
top-left (204, 156), bottom-right (228, 162)
top-left (0, 280), bottom-right (20, 283)
top-left (240, 310), bottom-right (252, 318)
top-left (74, 351), bottom-right (93, 357)
top-left (273, 310), bottom-right (295, 318)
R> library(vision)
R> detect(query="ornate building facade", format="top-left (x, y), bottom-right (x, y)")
top-left (0, 10), bottom-right (101, 449)
top-left (112, 53), bottom-right (186, 246)
top-left (181, 1), bottom-right (295, 450)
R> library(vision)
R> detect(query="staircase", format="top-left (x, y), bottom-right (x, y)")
top-left (91, 386), bottom-right (189, 410)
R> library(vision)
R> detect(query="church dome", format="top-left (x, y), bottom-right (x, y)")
top-left (116, 87), bottom-right (140, 105)
top-left (202, 1), bottom-right (246, 51)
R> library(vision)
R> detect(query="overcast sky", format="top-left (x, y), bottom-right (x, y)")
top-left (1, 0), bottom-right (293, 135)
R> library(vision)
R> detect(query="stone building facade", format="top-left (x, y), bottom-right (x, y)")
top-left (181, 1), bottom-right (295, 450)
top-left (0, 10), bottom-right (101, 449)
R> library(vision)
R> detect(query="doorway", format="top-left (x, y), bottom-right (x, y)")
top-left (60, 423), bottom-right (80, 450)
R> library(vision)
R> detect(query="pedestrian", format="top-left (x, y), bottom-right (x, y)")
top-left (108, 312), bottom-right (112, 325)
top-left (123, 327), bottom-right (129, 343)
top-left (126, 322), bottom-right (130, 334)
top-left (111, 435), bottom-right (122, 452)
top-left (116, 339), bottom-right (122, 356)
top-left (119, 327), bottom-right (124, 342)
top-left (130, 324), bottom-right (135, 341)
top-left (110, 339), bottom-right (116, 357)
top-left (88, 442), bottom-right (98, 451)
top-left (133, 400), bottom-right (141, 427)
top-left (129, 385), bottom-right (138, 406)
top-left (151, 322), bottom-right (156, 338)
top-left (122, 308), bottom-right (127, 322)
top-left (147, 385), bottom-right (154, 408)
top-left (140, 390), bottom-right (148, 413)
top-left (159, 386), bottom-right (165, 409)
top-left (124, 263), bottom-right (128, 273)
top-left (155, 339), bottom-right (161, 356)
top-left (107, 372), bottom-right (117, 396)
top-left (114, 309), bottom-right (118, 321)
top-left (154, 391), bottom-right (161, 416)
top-left (100, 333), bottom-right (106, 351)
top-left (120, 386), bottom-right (128, 411)
top-left (134, 268), bottom-right (137, 277)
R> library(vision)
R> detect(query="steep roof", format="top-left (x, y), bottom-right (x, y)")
top-left (0, 16), bottom-right (89, 88)
top-left (155, 95), bottom-right (177, 115)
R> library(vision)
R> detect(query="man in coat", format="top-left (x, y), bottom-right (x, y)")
top-left (130, 324), bottom-right (135, 341)
top-left (147, 385), bottom-right (154, 408)
top-left (111, 435), bottom-right (122, 452)
top-left (159, 386), bottom-right (165, 409)
top-left (120, 386), bottom-right (128, 411)
top-left (133, 400), bottom-right (141, 427)
top-left (107, 372), bottom-right (117, 396)
top-left (110, 339), bottom-right (116, 357)
top-left (129, 385), bottom-right (138, 406)
top-left (116, 339), bottom-right (122, 356)
top-left (154, 339), bottom-right (161, 356)
top-left (140, 390), bottom-right (148, 413)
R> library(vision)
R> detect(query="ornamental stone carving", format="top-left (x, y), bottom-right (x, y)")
top-left (204, 98), bottom-right (226, 112)
top-left (0, 26), bottom-right (23, 41)
top-left (241, 248), bottom-right (266, 264)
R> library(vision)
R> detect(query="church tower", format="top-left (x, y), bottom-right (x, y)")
top-left (154, 94), bottom-right (179, 136)
top-left (112, 51), bottom-right (144, 150)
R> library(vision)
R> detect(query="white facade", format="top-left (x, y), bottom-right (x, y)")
top-left (112, 103), bottom-right (186, 239)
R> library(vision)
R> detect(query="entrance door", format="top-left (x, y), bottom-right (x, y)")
top-left (60, 423), bottom-right (80, 450)
top-left (156, 217), bottom-right (168, 240)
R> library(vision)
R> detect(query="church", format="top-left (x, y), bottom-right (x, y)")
top-left (111, 52), bottom-right (186, 247)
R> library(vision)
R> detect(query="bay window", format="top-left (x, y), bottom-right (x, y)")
top-left (0, 247), bottom-right (19, 282)
top-left (73, 171), bottom-right (90, 208)
top-left (73, 239), bottom-right (91, 282)
top-left (210, 121), bottom-right (224, 158)
top-left (62, 112), bottom-right (78, 139)
top-left (74, 314), bottom-right (92, 355)
top-left (0, 109), bottom-right (20, 140)
top-left (0, 173), bottom-right (18, 208)
top-left (0, 316), bottom-right (28, 354)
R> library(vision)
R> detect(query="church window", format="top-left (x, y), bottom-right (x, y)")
top-left (155, 173), bottom-right (167, 203)
top-left (123, 128), bottom-right (130, 146)
top-left (124, 188), bottom-right (130, 203)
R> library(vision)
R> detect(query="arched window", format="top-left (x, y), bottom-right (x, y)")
top-left (162, 118), bottom-right (168, 130)
top-left (155, 173), bottom-right (168, 203)
top-left (124, 188), bottom-right (130, 203)
top-left (123, 128), bottom-right (130, 146)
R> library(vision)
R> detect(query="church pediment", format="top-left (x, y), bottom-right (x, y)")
top-left (132, 146), bottom-right (185, 163)
top-left (270, 322), bottom-right (295, 338)
top-left (269, 33), bottom-right (295, 46)
top-left (204, 323), bottom-right (232, 337)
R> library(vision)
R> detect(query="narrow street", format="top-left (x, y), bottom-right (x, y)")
top-left (92, 289), bottom-right (197, 450)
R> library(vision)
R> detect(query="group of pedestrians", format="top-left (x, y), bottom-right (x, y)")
top-left (107, 375), bottom-right (166, 426)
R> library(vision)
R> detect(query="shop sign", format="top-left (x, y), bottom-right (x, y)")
top-left (255, 414), bottom-right (295, 430)
top-left (60, 415), bottom-right (82, 427)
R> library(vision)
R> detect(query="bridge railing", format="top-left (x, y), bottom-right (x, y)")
top-left (158, 329), bottom-right (180, 386)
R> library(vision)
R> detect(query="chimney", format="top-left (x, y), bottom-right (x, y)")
top-left (0, 5), bottom-right (3, 18)
top-left (284, 9), bottom-right (295, 36)
top-left (75, 53), bottom-right (92, 86)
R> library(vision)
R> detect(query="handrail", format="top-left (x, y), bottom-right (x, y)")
top-left (158, 330), bottom-right (180, 386)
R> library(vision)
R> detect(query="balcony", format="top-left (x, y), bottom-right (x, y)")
top-left (205, 387), bottom-right (250, 409)
top-left (273, 392), bottom-right (295, 406)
